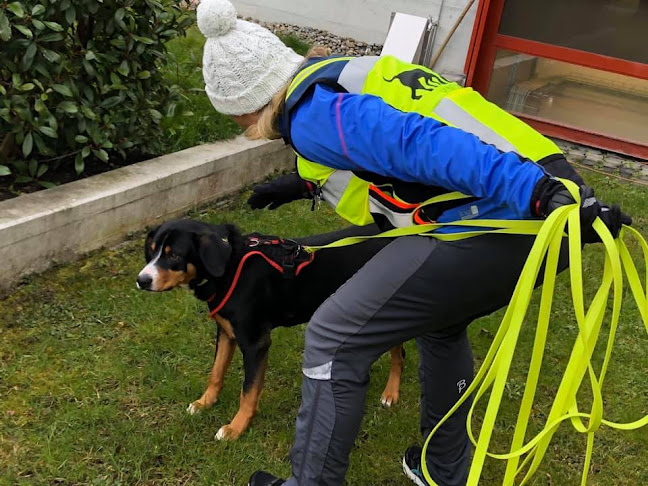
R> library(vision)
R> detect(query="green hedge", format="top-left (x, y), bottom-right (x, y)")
top-left (0, 0), bottom-right (192, 185)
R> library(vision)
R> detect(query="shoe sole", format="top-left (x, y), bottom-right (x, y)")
top-left (402, 456), bottom-right (427, 486)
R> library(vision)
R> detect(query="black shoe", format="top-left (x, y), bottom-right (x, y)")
top-left (248, 470), bottom-right (285, 486)
top-left (402, 445), bottom-right (430, 486)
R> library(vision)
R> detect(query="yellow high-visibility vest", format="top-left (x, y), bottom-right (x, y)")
top-left (284, 55), bottom-right (562, 227)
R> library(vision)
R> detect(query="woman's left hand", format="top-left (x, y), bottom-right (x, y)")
top-left (532, 177), bottom-right (632, 242)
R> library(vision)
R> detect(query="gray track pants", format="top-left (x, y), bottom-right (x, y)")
top-left (284, 234), bottom-right (562, 486)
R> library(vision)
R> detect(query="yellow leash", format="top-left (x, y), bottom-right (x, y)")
top-left (303, 179), bottom-right (648, 485)
top-left (417, 181), bottom-right (647, 486)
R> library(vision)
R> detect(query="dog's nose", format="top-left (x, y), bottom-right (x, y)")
top-left (137, 274), bottom-right (153, 290)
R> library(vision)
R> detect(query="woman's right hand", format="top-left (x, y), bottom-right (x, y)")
top-left (247, 172), bottom-right (315, 210)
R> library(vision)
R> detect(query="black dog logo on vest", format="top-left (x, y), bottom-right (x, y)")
top-left (383, 69), bottom-right (448, 100)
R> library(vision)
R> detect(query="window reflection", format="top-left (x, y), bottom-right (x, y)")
top-left (499, 0), bottom-right (648, 64)
top-left (487, 51), bottom-right (648, 144)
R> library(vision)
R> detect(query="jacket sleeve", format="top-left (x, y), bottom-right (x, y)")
top-left (289, 84), bottom-right (547, 219)
top-left (539, 154), bottom-right (585, 186)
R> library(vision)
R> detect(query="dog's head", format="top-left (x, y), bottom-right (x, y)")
top-left (136, 219), bottom-right (239, 292)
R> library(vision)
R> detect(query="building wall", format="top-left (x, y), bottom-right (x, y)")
top-left (231, 0), bottom-right (478, 79)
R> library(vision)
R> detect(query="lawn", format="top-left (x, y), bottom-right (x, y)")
top-left (0, 170), bottom-right (646, 486)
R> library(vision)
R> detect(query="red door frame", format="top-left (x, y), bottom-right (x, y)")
top-left (464, 0), bottom-right (648, 159)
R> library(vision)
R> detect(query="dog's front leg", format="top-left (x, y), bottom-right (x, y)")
top-left (187, 317), bottom-right (237, 415)
top-left (381, 344), bottom-right (405, 407)
top-left (215, 336), bottom-right (270, 441)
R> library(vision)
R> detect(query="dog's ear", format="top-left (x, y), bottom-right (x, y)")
top-left (144, 226), bottom-right (160, 262)
top-left (196, 230), bottom-right (232, 278)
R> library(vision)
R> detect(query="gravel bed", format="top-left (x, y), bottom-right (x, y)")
top-left (244, 18), bottom-right (383, 56)
top-left (187, 0), bottom-right (383, 55)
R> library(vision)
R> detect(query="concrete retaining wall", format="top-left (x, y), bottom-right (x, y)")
top-left (0, 137), bottom-right (293, 291)
top-left (232, 0), bottom-right (478, 79)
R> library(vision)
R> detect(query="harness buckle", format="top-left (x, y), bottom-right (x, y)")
top-left (282, 256), bottom-right (296, 279)
top-left (247, 237), bottom-right (260, 248)
top-left (281, 241), bottom-right (300, 279)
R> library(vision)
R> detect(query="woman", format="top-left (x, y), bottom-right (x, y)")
top-left (196, 1), bottom-right (629, 485)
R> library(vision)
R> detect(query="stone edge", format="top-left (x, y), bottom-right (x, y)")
top-left (0, 136), bottom-right (293, 291)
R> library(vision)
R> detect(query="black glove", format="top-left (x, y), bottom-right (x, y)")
top-left (532, 176), bottom-right (632, 243)
top-left (247, 172), bottom-right (315, 210)
top-left (594, 204), bottom-right (632, 242)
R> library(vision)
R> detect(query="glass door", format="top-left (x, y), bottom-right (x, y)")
top-left (466, 0), bottom-right (648, 158)
top-left (499, 0), bottom-right (647, 64)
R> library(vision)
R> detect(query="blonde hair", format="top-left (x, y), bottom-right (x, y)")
top-left (246, 46), bottom-right (332, 140)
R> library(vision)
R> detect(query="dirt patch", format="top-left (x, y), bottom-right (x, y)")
top-left (0, 151), bottom-right (150, 202)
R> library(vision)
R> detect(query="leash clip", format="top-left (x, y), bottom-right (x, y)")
top-left (281, 240), bottom-right (301, 279)
top-left (311, 183), bottom-right (323, 212)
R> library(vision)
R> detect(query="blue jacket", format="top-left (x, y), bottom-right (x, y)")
top-left (281, 83), bottom-right (547, 225)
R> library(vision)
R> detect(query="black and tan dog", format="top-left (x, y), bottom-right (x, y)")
top-left (136, 219), bottom-right (405, 440)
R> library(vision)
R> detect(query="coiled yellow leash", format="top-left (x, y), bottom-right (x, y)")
top-left (415, 180), bottom-right (648, 486)
top-left (304, 178), bottom-right (648, 485)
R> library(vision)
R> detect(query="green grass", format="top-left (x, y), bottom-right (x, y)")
top-left (277, 34), bottom-right (311, 56)
top-left (1, 171), bottom-right (647, 485)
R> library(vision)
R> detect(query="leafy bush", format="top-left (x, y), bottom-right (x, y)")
top-left (0, 0), bottom-right (192, 186)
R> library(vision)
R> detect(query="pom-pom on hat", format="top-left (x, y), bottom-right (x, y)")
top-left (197, 0), bottom-right (304, 116)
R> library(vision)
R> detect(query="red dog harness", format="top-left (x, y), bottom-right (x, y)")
top-left (208, 236), bottom-right (315, 317)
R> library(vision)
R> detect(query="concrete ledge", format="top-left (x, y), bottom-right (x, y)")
top-left (0, 136), bottom-right (293, 291)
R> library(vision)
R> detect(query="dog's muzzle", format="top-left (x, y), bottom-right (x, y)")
top-left (136, 274), bottom-right (153, 290)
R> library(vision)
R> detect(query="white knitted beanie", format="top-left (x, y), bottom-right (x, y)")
top-left (197, 0), bottom-right (305, 115)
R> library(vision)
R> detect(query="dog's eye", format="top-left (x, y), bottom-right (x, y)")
top-left (169, 254), bottom-right (180, 260)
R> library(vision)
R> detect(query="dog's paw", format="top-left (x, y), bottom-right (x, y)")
top-left (380, 390), bottom-right (399, 408)
top-left (187, 399), bottom-right (215, 415)
top-left (187, 402), bottom-right (202, 415)
top-left (215, 424), bottom-right (243, 441)
top-left (187, 395), bottom-right (216, 415)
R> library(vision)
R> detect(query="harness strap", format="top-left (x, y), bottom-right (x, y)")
top-left (365, 184), bottom-right (475, 228)
top-left (208, 241), bottom-right (315, 317)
